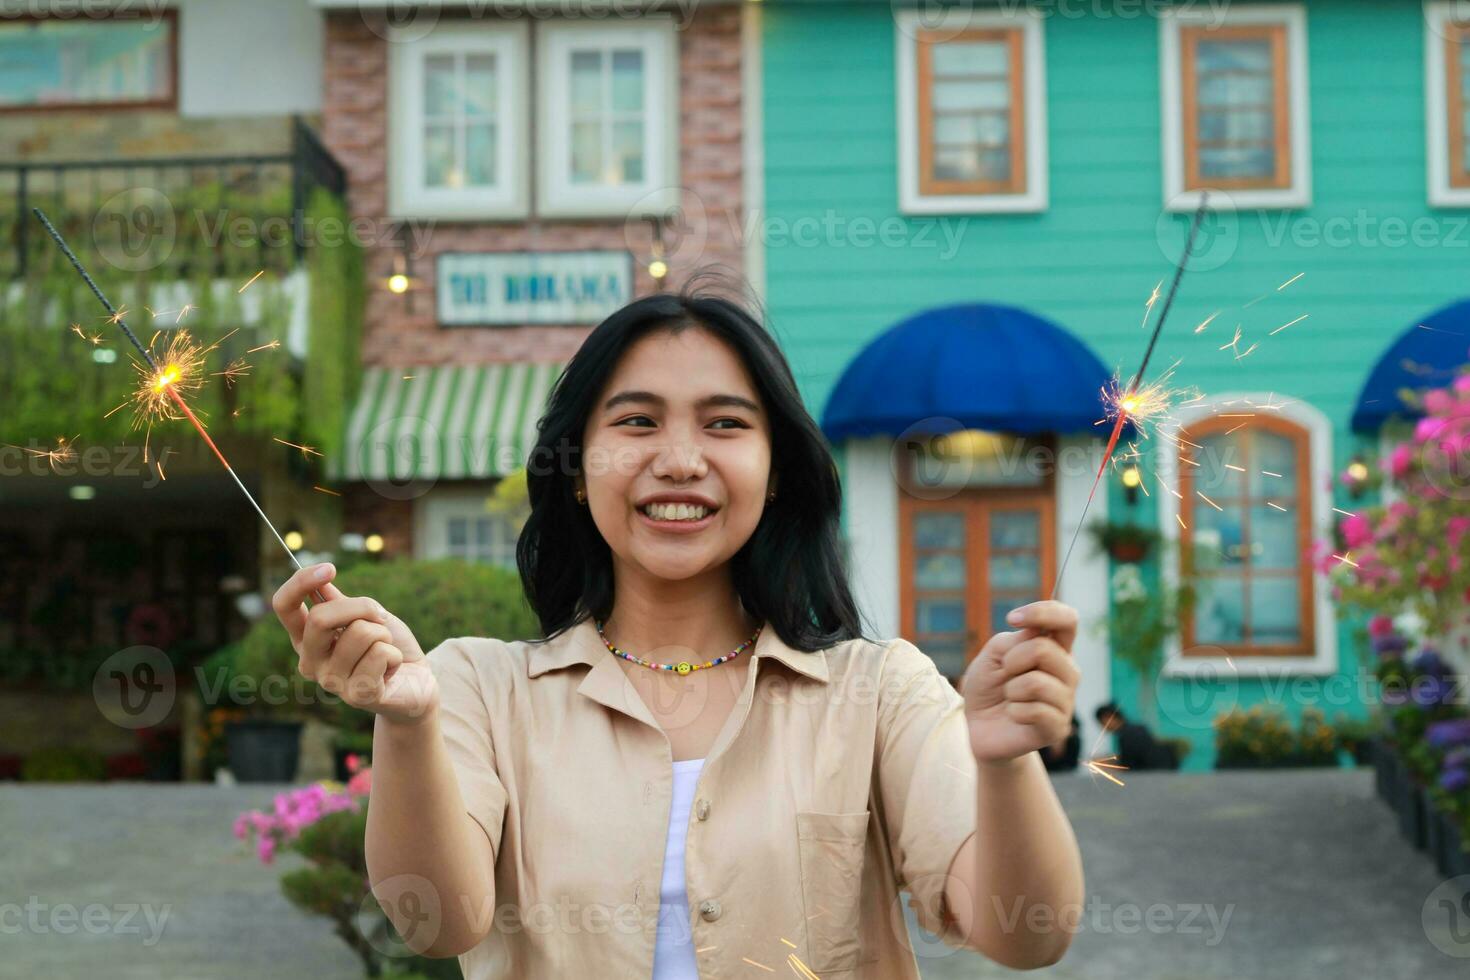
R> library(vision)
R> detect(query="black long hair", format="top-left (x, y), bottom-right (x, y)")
top-left (517, 277), bottom-right (872, 652)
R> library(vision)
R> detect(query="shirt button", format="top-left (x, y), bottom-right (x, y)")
top-left (699, 899), bottom-right (722, 921)
top-left (695, 798), bottom-right (710, 821)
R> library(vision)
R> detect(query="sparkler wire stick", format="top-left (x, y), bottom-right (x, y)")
top-left (32, 208), bottom-right (323, 600)
top-left (1049, 192), bottom-right (1211, 600)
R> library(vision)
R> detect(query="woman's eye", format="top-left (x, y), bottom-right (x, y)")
top-left (710, 418), bottom-right (748, 430)
top-left (615, 416), bottom-right (655, 427)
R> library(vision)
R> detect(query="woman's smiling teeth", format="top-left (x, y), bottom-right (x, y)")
top-left (641, 502), bottom-right (712, 522)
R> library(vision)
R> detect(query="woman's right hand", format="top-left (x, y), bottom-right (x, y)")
top-left (271, 562), bottom-right (439, 726)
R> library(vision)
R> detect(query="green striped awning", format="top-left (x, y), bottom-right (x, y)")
top-left (331, 362), bottom-right (564, 481)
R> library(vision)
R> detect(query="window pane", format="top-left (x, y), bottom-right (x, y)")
top-left (990, 511), bottom-right (1039, 549)
top-left (1250, 431), bottom-right (1297, 495)
top-left (934, 112), bottom-right (1009, 146)
top-left (1198, 108), bottom-right (1272, 143)
top-left (463, 53), bottom-right (498, 117)
top-left (424, 123), bottom-right (454, 186)
top-left (612, 120), bottom-right (644, 183)
top-left (1200, 145), bottom-right (1275, 179)
top-left (1251, 577), bottom-right (1301, 644)
top-left (447, 517), bottom-right (467, 549)
top-left (917, 599), bottom-right (966, 634)
top-left (1198, 38), bottom-right (1272, 74)
top-left (570, 50), bottom-right (602, 115)
top-left (1193, 433), bottom-right (1245, 498)
top-left (1194, 575), bottom-right (1245, 644)
top-left (932, 79), bottom-right (1010, 111)
top-left (934, 145), bottom-right (1010, 182)
top-left (914, 512), bottom-right (965, 549)
top-left (915, 552), bottom-right (965, 590)
top-left (571, 120), bottom-right (601, 183)
top-left (915, 636), bottom-right (967, 678)
top-left (1251, 504), bottom-right (1299, 571)
top-left (465, 123), bottom-right (496, 185)
top-left (611, 49), bottom-right (644, 113)
top-left (1191, 503), bottom-right (1245, 568)
top-left (474, 517), bottom-right (493, 548)
top-left (0, 19), bottom-right (172, 107)
top-left (989, 553), bottom-right (1039, 591)
top-left (424, 54), bottom-right (456, 118)
top-left (931, 39), bottom-right (1008, 75)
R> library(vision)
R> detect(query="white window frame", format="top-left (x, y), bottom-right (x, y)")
top-left (1156, 393), bottom-right (1338, 677)
top-left (536, 17), bottom-right (679, 218)
top-left (414, 486), bottom-right (518, 569)
top-left (1160, 3), bottom-right (1312, 211)
top-left (1425, 2), bottom-right (1470, 206)
top-left (387, 21), bottom-right (530, 220)
top-left (894, 7), bottom-right (1048, 215)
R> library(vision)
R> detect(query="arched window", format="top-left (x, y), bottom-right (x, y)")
top-left (1177, 413), bottom-right (1313, 656)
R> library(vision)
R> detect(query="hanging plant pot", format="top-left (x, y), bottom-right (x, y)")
top-left (1396, 779), bottom-right (1428, 851)
top-left (225, 719), bottom-right (303, 783)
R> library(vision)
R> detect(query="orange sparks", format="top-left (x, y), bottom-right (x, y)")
top-left (6, 435), bottom-right (79, 472)
top-left (1193, 311), bottom-right (1220, 334)
top-left (1223, 463), bottom-right (1246, 472)
top-left (312, 485), bottom-right (342, 496)
top-left (1278, 272), bottom-right (1305, 290)
top-left (1332, 507), bottom-right (1354, 517)
top-left (273, 437), bottom-right (323, 458)
top-left (1266, 501), bottom-right (1287, 512)
top-left (1333, 553), bottom-right (1360, 568)
top-left (246, 339), bottom-right (281, 354)
top-left (238, 270), bottom-right (265, 293)
top-left (127, 330), bottom-right (208, 430)
top-left (740, 957), bottom-right (775, 972)
top-left (1262, 469), bottom-right (1283, 478)
top-left (1270, 314), bottom-right (1308, 336)
top-left (787, 954), bottom-right (822, 979)
top-left (1176, 513), bottom-right (1188, 530)
top-left (1197, 491), bottom-right (1223, 511)
top-left (211, 358), bottom-right (252, 386)
top-left (1224, 421), bottom-right (1249, 435)
top-left (106, 306), bottom-right (129, 326)
top-left (175, 304), bottom-right (195, 324)
top-left (1086, 756), bottom-right (1129, 787)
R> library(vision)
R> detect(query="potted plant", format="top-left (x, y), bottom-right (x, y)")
top-left (1333, 712), bottom-right (1379, 767)
top-left (1088, 519), bottom-right (1161, 564)
top-left (1290, 708), bottom-right (1339, 767)
top-left (1214, 706), bottom-right (1295, 769)
top-left (1100, 562), bottom-right (1194, 729)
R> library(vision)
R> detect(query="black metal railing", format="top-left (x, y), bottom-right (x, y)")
top-left (2, 116), bottom-right (347, 281)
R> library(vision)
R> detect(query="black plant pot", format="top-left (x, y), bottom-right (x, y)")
top-left (1397, 780), bottom-right (1428, 851)
top-left (1350, 740), bottom-right (1374, 767)
top-left (1428, 805), bottom-right (1451, 875)
top-left (225, 719), bottom-right (303, 783)
top-left (1446, 821), bottom-right (1470, 880)
top-left (1373, 739), bottom-right (1394, 803)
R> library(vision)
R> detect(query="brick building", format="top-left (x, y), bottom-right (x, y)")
top-left (316, 0), bottom-right (753, 563)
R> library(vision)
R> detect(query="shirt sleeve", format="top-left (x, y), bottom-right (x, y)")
top-left (874, 636), bottom-right (983, 953)
top-left (425, 637), bottom-right (511, 861)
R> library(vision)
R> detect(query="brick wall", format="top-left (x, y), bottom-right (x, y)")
top-left (321, 6), bottom-right (746, 369)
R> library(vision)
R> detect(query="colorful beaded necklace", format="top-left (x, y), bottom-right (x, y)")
top-left (595, 618), bottom-right (763, 676)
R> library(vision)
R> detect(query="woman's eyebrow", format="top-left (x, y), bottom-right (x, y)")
top-left (602, 390), bottom-right (762, 414)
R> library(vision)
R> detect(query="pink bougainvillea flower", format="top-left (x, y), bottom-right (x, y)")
top-left (1454, 373), bottom-right (1470, 396)
top-left (1425, 388), bottom-right (1454, 416)
top-left (1389, 444), bottom-right (1414, 479)
top-left (1416, 416), bottom-right (1449, 444)
top-left (1340, 512), bottom-right (1373, 549)
top-left (347, 766), bottom-right (372, 797)
top-left (1368, 614), bottom-right (1396, 637)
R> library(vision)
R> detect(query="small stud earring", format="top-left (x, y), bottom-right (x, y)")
top-left (767, 490), bottom-right (776, 502)
top-left (575, 488), bottom-right (586, 504)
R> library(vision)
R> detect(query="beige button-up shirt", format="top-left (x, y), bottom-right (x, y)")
top-left (425, 616), bottom-right (984, 978)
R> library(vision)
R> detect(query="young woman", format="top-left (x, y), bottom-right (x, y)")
top-left (271, 287), bottom-right (1085, 979)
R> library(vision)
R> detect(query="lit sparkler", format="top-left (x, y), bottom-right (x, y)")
top-left (32, 208), bottom-right (320, 595)
top-left (1051, 193), bottom-right (1211, 598)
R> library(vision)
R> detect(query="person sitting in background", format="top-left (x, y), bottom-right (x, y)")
top-left (1094, 702), bottom-right (1178, 771)
top-left (1041, 712), bottom-right (1081, 772)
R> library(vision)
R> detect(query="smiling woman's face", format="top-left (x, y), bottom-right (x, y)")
top-left (579, 326), bottom-right (773, 584)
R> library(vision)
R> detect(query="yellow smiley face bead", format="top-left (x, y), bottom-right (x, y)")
top-left (676, 662), bottom-right (693, 675)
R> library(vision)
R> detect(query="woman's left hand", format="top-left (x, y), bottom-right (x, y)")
top-left (960, 600), bottom-right (1082, 765)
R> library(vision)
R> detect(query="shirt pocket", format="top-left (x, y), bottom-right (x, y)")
top-left (795, 809), bottom-right (876, 974)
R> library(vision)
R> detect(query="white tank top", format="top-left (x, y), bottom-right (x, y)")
top-left (653, 757), bottom-right (706, 980)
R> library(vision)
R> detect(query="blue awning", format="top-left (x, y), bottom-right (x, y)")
top-left (821, 302), bottom-right (1117, 440)
top-left (1351, 299), bottom-right (1470, 432)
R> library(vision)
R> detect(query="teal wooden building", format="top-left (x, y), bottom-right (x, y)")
top-left (750, 0), bottom-right (1470, 768)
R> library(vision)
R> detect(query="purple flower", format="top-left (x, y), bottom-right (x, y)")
top-left (1411, 649), bottom-right (1449, 679)
top-left (1372, 634), bottom-right (1409, 657)
top-left (1426, 717), bottom-right (1470, 748)
top-left (1411, 676), bottom-right (1451, 707)
top-left (1444, 746), bottom-right (1470, 770)
top-left (1440, 767), bottom-right (1469, 793)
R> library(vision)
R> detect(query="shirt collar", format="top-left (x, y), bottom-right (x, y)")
top-left (527, 616), bottom-right (830, 684)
